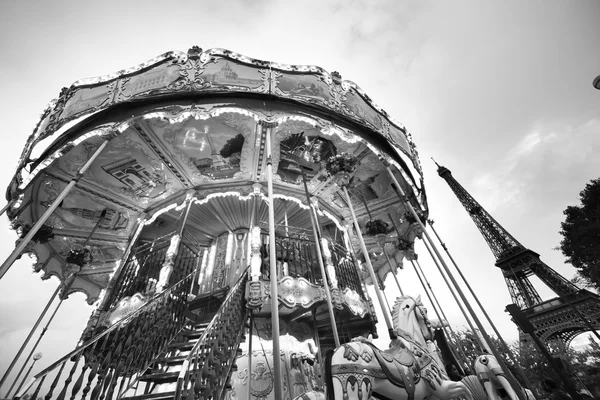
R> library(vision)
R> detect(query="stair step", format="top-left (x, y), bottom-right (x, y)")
top-left (155, 355), bottom-right (187, 365)
top-left (122, 390), bottom-right (176, 400)
top-left (194, 312), bottom-right (217, 324)
top-left (169, 341), bottom-right (196, 351)
top-left (181, 326), bottom-right (209, 338)
top-left (139, 371), bottom-right (181, 384)
top-left (184, 310), bottom-right (199, 322)
top-left (188, 287), bottom-right (230, 311)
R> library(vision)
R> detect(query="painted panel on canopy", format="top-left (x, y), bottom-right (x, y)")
top-left (82, 129), bottom-right (182, 206)
top-left (120, 63), bottom-right (180, 99)
top-left (342, 89), bottom-right (384, 131)
top-left (60, 85), bottom-right (111, 120)
top-left (273, 71), bottom-right (331, 104)
top-left (200, 58), bottom-right (267, 92)
top-left (156, 112), bottom-right (256, 183)
top-left (36, 176), bottom-right (132, 233)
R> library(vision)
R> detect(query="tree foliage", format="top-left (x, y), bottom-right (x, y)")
top-left (220, 133), bottom-right (244, 158)
top-left (448, 328), bottom-right (600, 397)
top-left (560, 177), bottom-right (600, 290)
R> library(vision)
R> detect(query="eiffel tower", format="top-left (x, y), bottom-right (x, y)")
top-left (436, 163), bottom-right (600, 344)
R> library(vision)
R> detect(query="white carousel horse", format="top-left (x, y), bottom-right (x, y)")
top-left (325, 295), bottom-right (473, 400)
top-left (392, 295), bottom-right (448, 377)
top-left (474, 354), bottom-right (535, 400)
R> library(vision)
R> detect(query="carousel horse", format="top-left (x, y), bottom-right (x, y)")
top-left (392, 296), bottom-right (448, 376)
top-left (325, 295), bottom-right (473, 400)
top-left (473, 354), bottom-right (536, 400)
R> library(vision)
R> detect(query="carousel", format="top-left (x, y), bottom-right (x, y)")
top-left (0, 47), bottom-right (537, 400)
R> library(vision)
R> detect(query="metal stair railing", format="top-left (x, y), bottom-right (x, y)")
top-left (330, 242), bottom-right (367, 300)
top-left (175, 268), bottom-right (249, 400)
top-left (15, 271), bottom-right (196, 400)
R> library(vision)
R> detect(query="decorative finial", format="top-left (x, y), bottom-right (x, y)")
top-left (187, 46), bottom-right (203, 60)
top-left (331, 71), bottom-right (342, 84)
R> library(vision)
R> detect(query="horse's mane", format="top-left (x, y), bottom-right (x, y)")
top-left (391, 295), bottom-right (423, 333)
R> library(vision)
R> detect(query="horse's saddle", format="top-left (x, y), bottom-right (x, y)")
top-left (359, 340), bottom-right (422, 393)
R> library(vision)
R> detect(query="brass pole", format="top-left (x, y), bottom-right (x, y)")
top-left (0, 286), bottom-right (60, 393)
top-left (0, 139), bottom-right (111, 280)
top-left (410, 259), bottom-right (469, 376)
top-left (342, 185), bottom-right (396, 339)
top-left (265, 124), bottom-right (283, 400)
top-left (6, 286), bottom-right (67, 398)
top-left (300, 171), bottom-right (341, 348)
top-left (0, 199), bottom-right (16, 217)
top-left (382, 250), bottom-right (404, 296)
top-left (247, 312), bottom-right (254, 400)
top-left (384, 163), bottom-right (527, 400)
top-left (420, 236), bottom-right (485, 350)
top-left (428, 221), bottom-right (536, 390)
top-left (13, 355), bottom-right (41, 397)
top-left (99, 218), bottom-right (145, 311)
top-left (376, 274), bottom-right (393, 316)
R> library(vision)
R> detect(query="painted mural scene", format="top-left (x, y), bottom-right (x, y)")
top-left (1, 45), bottom-right (600, 400)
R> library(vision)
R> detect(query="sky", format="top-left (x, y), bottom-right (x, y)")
top-left (1, 0), bottom-right (600, 390)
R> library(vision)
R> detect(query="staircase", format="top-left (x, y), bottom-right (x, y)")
top-left (120, 317), bottom-right (213, 400)
top-left (15, 271), bottom-right (249, 400)
top-left (123, 274), bottom-right (248, 400)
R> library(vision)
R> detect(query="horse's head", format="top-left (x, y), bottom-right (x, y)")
top-left (474, 354), bottom-right (524, 400)
top-left (392, 295), bottom-right (433, 342)
top-left (474, 354), bottom-right (504, 376)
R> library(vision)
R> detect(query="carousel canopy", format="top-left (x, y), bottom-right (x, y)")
top-left (5, 47), bottom-right (428, 304)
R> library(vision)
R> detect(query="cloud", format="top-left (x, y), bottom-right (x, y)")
top-left (470, 118), bottom-right (600, 213)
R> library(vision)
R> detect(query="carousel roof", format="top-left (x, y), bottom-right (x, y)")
top-left (6, 47), bottom-right (428, 304)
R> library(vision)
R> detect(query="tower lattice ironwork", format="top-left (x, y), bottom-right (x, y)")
top-left (437, 163), bottom-right (600, 343)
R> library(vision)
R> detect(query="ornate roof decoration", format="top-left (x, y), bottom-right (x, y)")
top-left (9, 47), bottom-right (422, 200)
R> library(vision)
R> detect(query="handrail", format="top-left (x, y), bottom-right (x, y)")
top-left (175, 267), bottom-right (250, 400)
top-left (17, 270), bottom-right (196, 398)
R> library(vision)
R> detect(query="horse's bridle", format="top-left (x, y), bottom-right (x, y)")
top-left (415, 304), bottom-right (433, 339)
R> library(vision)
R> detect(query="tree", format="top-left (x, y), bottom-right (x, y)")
top-left (559, 178), bottom-right (600, 290)
top-left (220, 133), bottom-right (244, 158)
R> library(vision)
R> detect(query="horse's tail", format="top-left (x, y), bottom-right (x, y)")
top-left (324, 350), bottom-right (334, 400)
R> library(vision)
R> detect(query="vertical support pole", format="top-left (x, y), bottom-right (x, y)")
top-left (0, 198), bottom-right (16, 217)
top-left (0, 285), bottom-right (59, 393)
top-left (374, 230), bottom-right (404, 296)
top-left (247, 312), bottom-right (254, 400)
top-left (383, 251), bottom-right (404, 296)
top-left (0, 139), bottom-right (111, 280)
top-left (420, 236), bottom-right (485, 350)
top-left (388, 214), bottom-right (460, 361)
top-left (342, 185), bottom-right (396, 339)
top-left (300, 173), bottom-right (341, 347)
top-left (13, 356), bottom-right (40, 397)
top-left (375, 274), bottom-right (393, 315)
top-left (99, 217), bottom-right (145, 311)
top-left (6, 290), bottom-right (66, 398)
top-left (428, 221), bottom-right (536, 390)
top-left (265, 123), bottom-right (283, 400)
top-left (410, 260), bottom-right (468, 375)
top-left (384, 163), bottom-right (527, 400)
top-left (156, 193), bottom-right (195, 293)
